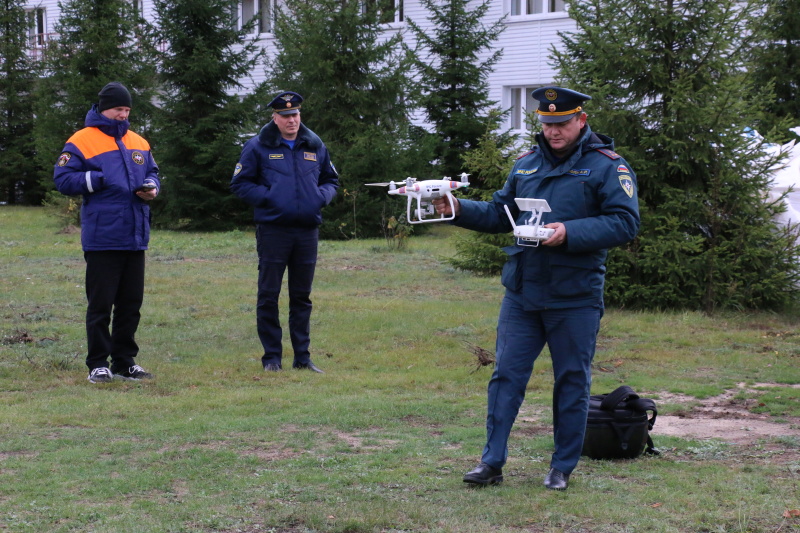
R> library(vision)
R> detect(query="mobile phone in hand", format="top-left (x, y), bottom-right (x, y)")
top-left (135, 184), bottom-right (156, 192)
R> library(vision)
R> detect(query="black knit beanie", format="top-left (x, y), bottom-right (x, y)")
top-left (98, 82), bottom-right (132, 111)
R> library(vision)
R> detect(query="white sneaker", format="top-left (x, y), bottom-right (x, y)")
top-left (113, 364), bottom-right (154, 380)
top-left (87, 367), bottom-right (114, 383)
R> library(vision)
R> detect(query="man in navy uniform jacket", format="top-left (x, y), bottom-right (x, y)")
top-left (434, 87), bottom-right (640, 490)
top-left (231, 91), bottom-right (339, 374)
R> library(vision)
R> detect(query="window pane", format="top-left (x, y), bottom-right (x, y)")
top-left (259, 0), bottom-right (271, 32)
top-left (511, 89), bottom-right (522, 130)
top-left (550, 0), bottom-right (565, 12)
top-left (380, 0), bottom-right (394, 23)
top-left (510, 0), bottom-right (520, 16)
top-left (242, 0), bottom-right (255, 28)
top-left (526, 88), bottom-right (539, 129)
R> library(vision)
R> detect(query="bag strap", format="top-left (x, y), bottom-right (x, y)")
top-left (645, 435), bottom-right (661, 456)
top-left (599, 385), bottom-right (639, 411)
top-left (627, 397), bottom-right (658, 430)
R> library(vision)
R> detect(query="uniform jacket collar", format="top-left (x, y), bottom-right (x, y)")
top-left (536, 124), bottom-right (615, 166)
top-left (257, 121), bottom-right (323, 150)
top-left (85, 104), bottom-right (130, 139)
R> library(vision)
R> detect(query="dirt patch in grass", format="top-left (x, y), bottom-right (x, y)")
top-left (650, 383), bottom-right (800, 445)
top-left (516, 383), bottom-right (800, 461)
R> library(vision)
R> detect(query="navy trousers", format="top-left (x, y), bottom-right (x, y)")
top-left (255, 224), bottom-right (318, 367)
top-left (84, 250), bottom-right (145, 371)
top-left (481, 289), bottom-right (602, 475)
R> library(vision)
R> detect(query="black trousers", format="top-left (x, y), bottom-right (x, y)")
top-left (255, 224), bottom-right (318, 367)
top-left (84, 250), bottom-right (145, 371)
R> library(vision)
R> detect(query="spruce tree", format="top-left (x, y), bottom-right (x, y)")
top-left (0, 0), bottom-right (39, 204)
top-left (33, 0), bottom-right (157, 200)
top-left (269, 0), bottom-right (434, 239)
top-left (405, 0), bottom-right (505, 181)
top-left (150, 0), bottom-right (269, 230)
top-left (749, 0), bottom-right (800, 143)
top-left (553, 0), bottom-right (800, 311)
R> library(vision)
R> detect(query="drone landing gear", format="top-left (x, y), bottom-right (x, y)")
top-left (408, 194), bottom-right (456, 224)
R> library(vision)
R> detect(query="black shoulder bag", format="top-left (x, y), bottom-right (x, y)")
top-left (581, 385), bottom-right (659, 460)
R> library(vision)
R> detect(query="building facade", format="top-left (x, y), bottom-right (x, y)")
top-left (23, 0), bottom-right (576, 133)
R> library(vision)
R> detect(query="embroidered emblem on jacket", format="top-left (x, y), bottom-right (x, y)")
top-left (619, 174), bottom-right (635, 198)
top-left (516, 167), bottom-right (538, 175)
top-left (269, 154), bottom-right (284, 159)
top-left (234, 163), bottom-right (243, 176)
top-left (132, 151), bottom-right (145, 165)
top-left (568, 169), bottom-right (591, 176)
top-left (304, 152), bottom-right (317, 161)
top-left (57, 153), bottom-right (71, 167)
top-left (617, 164), bottom-right (629, 173)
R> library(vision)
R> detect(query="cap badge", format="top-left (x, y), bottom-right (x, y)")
top-left (549, 104), bottom-right (556, 112)
top-left (545, 89), bottom-right (558, 101)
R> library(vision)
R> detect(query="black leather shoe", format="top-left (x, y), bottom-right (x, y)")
top-left (263, 363), bottom-right (282, 372)
top-left (544, 468), bottom-right (569, 491)
top-left (463, 462), bottom-right (503, 486)
top-left (293, 361), bottom-right (324, 373)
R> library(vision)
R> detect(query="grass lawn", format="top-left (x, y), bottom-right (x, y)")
top-left (1, 206), bottom-right (799, 533)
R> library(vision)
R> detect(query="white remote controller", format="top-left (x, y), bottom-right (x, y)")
top-left (503, 199), bottom-right (555, 247)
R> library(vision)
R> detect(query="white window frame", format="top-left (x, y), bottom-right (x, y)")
top-left (26, 7), bottom-right (47, 48)
top-left (508, 85), bottom-right (542, 131)
top-left (235, 0), bottom-right (278, 35)
top-left (363, 0), bottom-right (404, 25)
top-left (131, 0), bottom-right (144, 18)
top-left (508, 0), bottom-right (566, 18)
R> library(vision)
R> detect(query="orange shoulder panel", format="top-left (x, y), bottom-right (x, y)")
top-left (67, 128), bottom-right (118, 160)
top-left (122, 130), bottom-right (151, 151)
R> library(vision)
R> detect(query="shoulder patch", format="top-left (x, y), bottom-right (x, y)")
top-left (618, 174), bottom-right (635, 198)
top-left (595, 148), bottom-right (620, 160)
top-left (57, 152), bottom-right (72, 167)
top-left (233, 163), bottom-right (243, 176)
top-left (516, 147), bottom-right (537, 160)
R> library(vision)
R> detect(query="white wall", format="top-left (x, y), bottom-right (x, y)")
top-left (24, 0), bottom-right (574, 130)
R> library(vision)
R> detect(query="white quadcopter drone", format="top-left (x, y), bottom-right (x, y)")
top-left (366, 173), bottom-right (470, 224)
top-left (504, 198), bottom-right (555, 247)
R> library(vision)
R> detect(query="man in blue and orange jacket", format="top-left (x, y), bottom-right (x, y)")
top-left (54, 82), bottom-right (160, 384)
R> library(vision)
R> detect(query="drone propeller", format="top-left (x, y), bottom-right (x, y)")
top-left (365, 182), bottom-right (392, 187)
